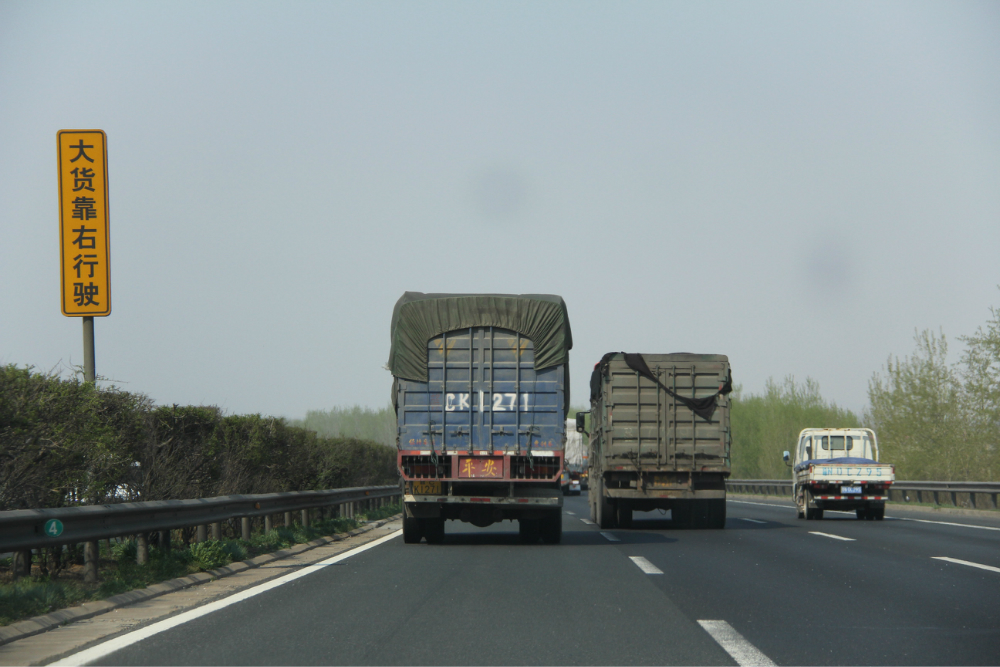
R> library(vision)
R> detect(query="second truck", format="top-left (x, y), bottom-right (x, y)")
top-left (581, 352), bottom-right (733, 529)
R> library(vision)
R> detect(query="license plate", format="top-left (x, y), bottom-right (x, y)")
top-left (841, 486), bottom-right (862, 494)
top-left (412, 481), bottom-right (441, 495)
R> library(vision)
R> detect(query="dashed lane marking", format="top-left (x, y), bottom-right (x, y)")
top-left (809, 531), bottom-right (855, 541)
top-left (728, 500), bottom-right (794, 509)
top-left (698, 620), bottom-right (777, 667)
top-left (565, 511), bottom-right (575, 515)
top-left (739, 518), bottom-right (766, 524)
top-left (629, 556), bottom-right (663, 574)
top-left (580, 518), bottom-right (595, 525)
top-left (932, 557), bottom-right (1000, 574)
top-left (600, 532), bottom-right (620, 542)
top-left (52, 529), bottom-right (403, 666)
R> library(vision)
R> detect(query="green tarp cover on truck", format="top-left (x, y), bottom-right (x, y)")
top-left (388, 292), bottom-right (573, 383)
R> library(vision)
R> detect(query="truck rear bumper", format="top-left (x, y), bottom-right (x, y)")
top-left (605, 489), bottom-right (726, 500)
top-left (404, 494), bottom-right (562, 506)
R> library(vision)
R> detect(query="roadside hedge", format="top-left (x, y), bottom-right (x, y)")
top-left (0, 365), bottom-right (398, 511)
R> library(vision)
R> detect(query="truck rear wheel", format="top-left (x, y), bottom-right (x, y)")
top-left (422, 518), bottom-right (445, 544)
top-left (614, 501), bottom-right (632, 529)
top-left (403, 516), bottom-right (423, 544)
top-left (873, 505), bottom-right (885, 520)
top-left (856, 508), bottom-right (868, 520)
top-left (707, 498), bottom-right (727, 529)
top-left (671, 500), bottom-right (690, 528)
top-left (519, 518), bottom-right (540, 543)
top-left (596, 478), bottom-right (616, 529)
top-left (540, 511), bottom-right (562, 544)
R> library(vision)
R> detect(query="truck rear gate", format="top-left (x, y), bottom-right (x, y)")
top-left (589, 353), bottom-right (732, 529)
top-left (389, 293), bottom-right (571, 544)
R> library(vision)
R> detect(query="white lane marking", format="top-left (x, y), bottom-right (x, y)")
top-left (565, 511), bottom-right (576, 515)
top-left (900, 517), bottom-right (1000, 532)
top-left (933, 556), bottom-right (1000, 574)
top-left (52, 530), bottom-right (403, 666)
top-left (809, 531), bottom-right (855, 542)
top-left (739, 518), bottom-right (766, 524)
top-left (698, 620), bottom-right (777, 667)
top-left (600, 532), bottom-right (620, 542)
top-left (629, 556), bottom-right (663, 574)
top-left (580, 518), bottom-right (595, 525)
top-left (728, 500), bottom-right (795, 509)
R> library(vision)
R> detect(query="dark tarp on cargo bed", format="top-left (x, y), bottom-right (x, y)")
top-left (387, 292), bottom-right (573, 383)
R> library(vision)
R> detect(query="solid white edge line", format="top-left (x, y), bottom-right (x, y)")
top-left (52, 529), bottom-right (403, 666)
top-left (932, 556), bottom-right (1000, 573)
top-left (730, 500), bottom-right (1000, 532)
top-left (808, 531), bottom-right (855, 541)
top-left (698, 620), bottom-right (777, 667)
top-left (901, 517), bottom-right (1000, 532)
top-left (600, 532), bottom-right (620, 542)
top-left (628, 556), bottom-right (663, 574)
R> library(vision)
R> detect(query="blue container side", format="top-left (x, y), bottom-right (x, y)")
top-left (396, 326), bottom-right (565, 453)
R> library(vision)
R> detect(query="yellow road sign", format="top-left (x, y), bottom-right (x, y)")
top-left (58, 130), bottom-right (111, 316)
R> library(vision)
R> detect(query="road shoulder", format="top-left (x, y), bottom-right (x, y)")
top-left (0, 518), bottom-right (402, 667)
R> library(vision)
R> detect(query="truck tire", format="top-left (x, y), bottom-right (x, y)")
top-left (795, 485), bottom-right (806, 519)
top-left (671, 500), bottom-right (691, 528)
top-left (519, 518), bottom-right (540, 543)
top-left (540, 511), bottom-right (562, 544)
top-left (403, 516), bottom-right (423, 544)
top-left (873, 505), bottom-right (885, 520)
top-left (615, 501), bottom-right (632, 529)
top-left (422, 518), bottom-right (445, 544)
top-left (856, 508), bottom-right (868, 520)
top-left (805, 490), bottom-right (822, 520)
top-left (596, 479), bottom-right (616, 529)
top-left (707, 498), bottom-right (727, 529)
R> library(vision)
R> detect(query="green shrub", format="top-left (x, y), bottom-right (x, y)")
top-left (189, 541), bottom-right (231, 571)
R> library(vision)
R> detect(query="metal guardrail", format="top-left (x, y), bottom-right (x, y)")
top-left (727, 479), bottom-right (1000, 510)
top-left (0, 486), bottom-right (401, 553)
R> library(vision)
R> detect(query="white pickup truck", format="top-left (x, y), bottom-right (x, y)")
top-left (783, 428), bottom-right (894, 520)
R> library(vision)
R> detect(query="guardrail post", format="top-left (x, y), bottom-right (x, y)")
top-left (158, 530), bottom-right (171, 551)
top-left (196, 525), bottom-right (207, 543)
top-left (242, 517), bottom-right (251, 541)
top-left (136, 533), bottom-right (149, 565)
top-left (211, 522), bottom-right (221, 540)
top-left (265, 515), bottom-right (273, 532)
top-left (301, 509), bottom-right (309, 528)
top-left (284, 511), bottom-right (292, 527)
top-left (84, 540), bottom-right (99, 583)
top-left (12, 550), bottom-right (31, 579)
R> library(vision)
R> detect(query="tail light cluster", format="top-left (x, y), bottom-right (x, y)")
top-left (401, 455), bottom-right (449, 479)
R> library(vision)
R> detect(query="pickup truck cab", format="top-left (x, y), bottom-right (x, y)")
top-left (783, 428), bottom-right (894, 520)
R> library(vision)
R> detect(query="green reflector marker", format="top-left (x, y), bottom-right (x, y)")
top-left (44, 518), bottom-right (64, 537)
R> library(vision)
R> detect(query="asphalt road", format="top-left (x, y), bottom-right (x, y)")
top-left (84, 497), bottom-right (1000, 666)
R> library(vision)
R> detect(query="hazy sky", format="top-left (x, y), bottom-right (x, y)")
top-left (3, 1), bottom-right (999, 418)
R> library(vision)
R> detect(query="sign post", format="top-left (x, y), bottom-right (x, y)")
top-left (57, 130), bottom-right (111, 382)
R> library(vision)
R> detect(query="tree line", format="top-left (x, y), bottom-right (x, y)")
top-left (0, 365), bottom-right (397, 512)
top-left (731, 294), bottom-right (1000, 482)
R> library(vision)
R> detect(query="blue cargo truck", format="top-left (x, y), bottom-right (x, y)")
top-left (388, 292), bottom-right (572, 544)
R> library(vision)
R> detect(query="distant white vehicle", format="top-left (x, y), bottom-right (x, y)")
top-left (783, 428), bottom-right (895, 520)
